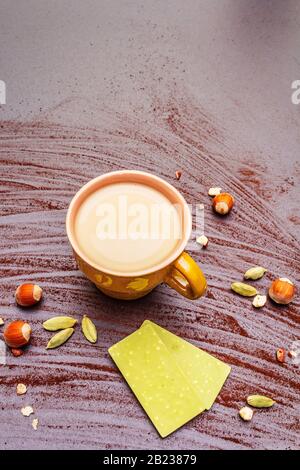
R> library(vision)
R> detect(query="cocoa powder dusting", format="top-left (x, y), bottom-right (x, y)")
top-left (0, 92), bottom-right (299, 450)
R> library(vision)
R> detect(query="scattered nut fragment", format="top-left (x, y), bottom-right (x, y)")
top-left (288, 350), bottom-right (298, 359)
top-left (268, 278), bottom-right (295, 305)
top-left (276, 348), bottom-right (286, 363)
top-left (196, 235), bottom-right (209, 248)
top-left (21, 406), bottom-right (34, 417)
top-left (212, 192), bottom-right (234, 215)
top-left (11, 348), bottom-right (23, 357)
top-left (175, 170), bottom-right (182, 180)
top-left (16, 383), bottom-right (27, 395)
top-left (0, 318), bottom-right (4, 326)
top-left (208, 187), bottom-right (222, 197)
top-left (32, 418), bottom-right (39, 430)
top-left (239, 406), bottom-right (253, 422)
top-left (15, 283), bottom-right (43, 307)
top-left (252, 295), bottom-right (267, 308)
top-left (4, 320), bottom-right (31, 348)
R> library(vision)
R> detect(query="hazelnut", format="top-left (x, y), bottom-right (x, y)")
top-left (212, 192), bottom-right (234, 215)
top-left (175, 170), bottom-right (182, 180)
top-left (4, 320), bottom-right (31, 348)
top-left (268, 278), bottom-right (295, 305)
top-left (15, 283), bottom-right (43, 307)
top-left (276, 348), bottom-right (286, 363)
top-left (16, 383), bottom-right (27, 395)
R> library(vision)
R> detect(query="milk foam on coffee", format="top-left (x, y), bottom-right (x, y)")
top-left (74, 182), bottom-right (182, 273)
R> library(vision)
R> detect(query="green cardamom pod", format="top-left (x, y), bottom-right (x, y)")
top-left (231, 282), bottom-right (257, 297)
top-left (43, 316), bottom-right (77, 331)
top-left (82, 315), bottom-right (97, 344)
top-left (46, 328), bottom-right (74, 349)
top-left (247, 395), bottom-right (275, 408)
top-left (244, 266), bottom-right (267, 280)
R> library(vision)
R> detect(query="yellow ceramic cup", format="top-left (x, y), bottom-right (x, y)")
top-left (66, 170), bottom-right (207, 300)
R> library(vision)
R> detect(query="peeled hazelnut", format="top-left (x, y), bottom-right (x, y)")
top-left (16, 383), bottom-right (27, 395)
top-left (4, 320), bottom-right (31, 348)
top-left (212, 192), bottom-right (234, 215)
top-left (15, 283), bottom-right (43, 307)
top-left (276, 348), bottom-right (286, 363)
top-left (268, 278), bottom-right (295, 305)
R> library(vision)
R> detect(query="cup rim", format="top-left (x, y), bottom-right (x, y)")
top-left (66, 170), bottom-right (192, 277)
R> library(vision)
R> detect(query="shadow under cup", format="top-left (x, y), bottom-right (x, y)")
top-left (66, 170), bottom-right (207, 300)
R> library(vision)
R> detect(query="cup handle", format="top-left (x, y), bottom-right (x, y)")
top-left (165, 251), bottom-right (207, 300)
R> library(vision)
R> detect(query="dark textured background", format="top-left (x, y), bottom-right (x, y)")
top-left (0, 0), bottom-right (299, 450)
